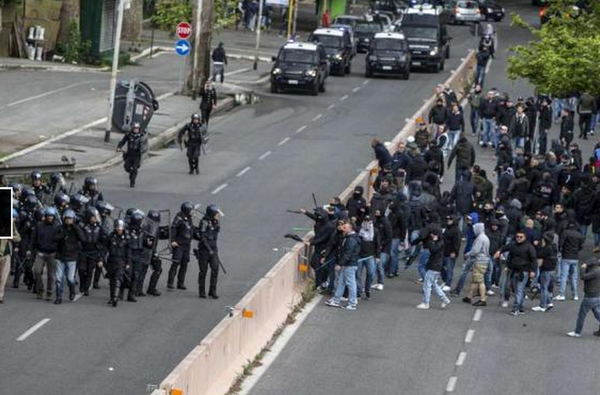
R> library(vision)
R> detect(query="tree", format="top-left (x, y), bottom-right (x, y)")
top-left (507, 0), bottom-right (600, 97)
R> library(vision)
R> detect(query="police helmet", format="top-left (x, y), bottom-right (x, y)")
top-left (30, 170), bottom-right (42, 181)
top-left (54, 192), bottom-right (70, 207)
top-left (70, 193), bottom-right (90, 210)
top-left (44, 206), bottom-right (58, 218)
top-left (50, 172), bottom-right (65, 187)
top-left (34, 208), bottom-right (45, 222)
top-left (181, 201), bottom-right (194, 215)
top-left (130, 211), bottom-right (145, 228)
top-left (84, 176), bottom-right (98, 189)
top-left (63, 209), bottom-right (76, 220)
top-left (8, 182), bottom-right (22, 194)
top-left (114, 218), bottom-right (126, 231)
top-left (132, 122), bottom-right (141, 130)
top-left (206, 204), bottom-right (220, 218)
top-left (21, 187), bottom-right (36, 200)
top-left (96, 201), bottom-right (115, 216)
top-left (24, 195), bottom-right (39, 211)
top-left (148, 210), bottom-right (161, 223)
top-left (84, 207), bottom-right (100, 223)
top-left (191, 113), bottom-right (201, 121)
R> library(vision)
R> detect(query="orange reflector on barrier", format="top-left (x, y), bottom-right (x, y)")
top-left (298, 264), bottom-right (309, 273)
top-left (242, 309), bottom-right (254, 318)
top-left (171, 389), bottom-right (184, 395)
top-left (370, 168), bottom-right (378, 175)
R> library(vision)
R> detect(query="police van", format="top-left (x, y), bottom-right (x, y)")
top-left (365, 32), bottom-right (411, 79)
top-left (309, 28), bottom-right (353, 76)
top-left (270, 42), bottom-right (330, 95)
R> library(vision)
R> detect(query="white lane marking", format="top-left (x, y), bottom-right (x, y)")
top-left (312, 114), bottom-right (322, 122)
top-left (278, 137), bottom-right (290, 146)
top-left (455, 352), bottom-right (467, 366)
top-left (211, 183), bottom-right (228, 195)
top-left (362, 80), bottom-right (369, 85)
top-left (465, 329), bottom-right (475, 343)
top-left (73, 293), bottom-right (83, 302)
top-left (17, 318), bottom-right (50, 342)
top-left (446, 377), bottom-right (458, 392)
top-left (259, 151), bottom-right (272, 160)
top-left (224, 67), bottom-right (251, 77)
top-left (6, 82), bottom-right (90, 107)
top-left (236, 166), bottom-right (251, 177)
top-left (340, 95), bottom-right (348, 101)
top-left (236, 296), bottom-right (322, 395)
top-left (485, 59), bottom-right (493, 74)
top-left (473, 309), bottom-right (482, 322)
top-left (295, 125), bottom-right (307, 134)
top-left (327, 104), bottom-right (335, 111)
top-left (352, 87), bottom-right (360, 93)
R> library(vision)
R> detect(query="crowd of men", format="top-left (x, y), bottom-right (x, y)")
top-left (306, 85), bottom-right (600, 337)
top-left (0, 170), bottom-right (223, 307)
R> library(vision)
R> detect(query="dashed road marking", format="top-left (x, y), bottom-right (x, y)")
top-left (278, 137), bottom-right (290, 146)
top-left (295, 125), bottom-right (307, 134)
top-left (236, 166), bottom-right (251, 177)
top-left (473, 309), bottom-right (482, 322)
top-left (465, 329), bottom-right (475, 343)
top-left (362, 80), bottom-right (369, 85)
top-left (17, 318), bottom-right (50, 342)
top-left (327, 104), bottom-right (335, 111)
top-left (455, 352), bottom-right (467, 366)
top-left (212, 183), bottom-right (228, 195)
top-left (259, 151), bottom-right (272, 160)
top-left (73, 294), bottom-right (82, 302)
top-left (312, 114), bottom-right (322, 122)
top-left (446, 377), bottom-right (458, 392)
top-left (352, 87), bottom-right (360, 93)
top-left (340, 95), bottom-right (348, 101)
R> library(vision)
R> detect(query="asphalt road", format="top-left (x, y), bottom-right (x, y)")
top-left (245, 2), bottom-right (600, 395)
top-left (0, 12), bottom-right (480, 395)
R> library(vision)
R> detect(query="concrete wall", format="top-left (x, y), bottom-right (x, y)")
top-left (151, 50), bottom-right (476, 395)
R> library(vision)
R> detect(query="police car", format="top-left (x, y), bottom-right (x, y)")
top-left (270, 42), bottom-right (329, 95)
top-left (365, 32), bottom-right (411, 79)
top-left (309, 28), bottom-right (353, 76)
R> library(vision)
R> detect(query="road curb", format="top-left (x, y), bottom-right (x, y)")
top-left (0, 62), bottom-right (109, 73)
top-left (76, 96), bottom-right (236, 174)
top-left (130, 46), bottom-right (272, 63)
top-left (228, 73), bottom-right (271, 85)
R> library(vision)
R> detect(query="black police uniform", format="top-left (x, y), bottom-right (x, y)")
top-left (137, 213), bottom-right (167, 296)
top-left (127, 224), bottom-right (148, 302)
top-left (14, 207), bottom-right (37, 289)
top-left (105, 231), bottom-right (131, 307)
top-left (200, 87), bottom-right (218, 126)
top-left (178, 122), bottom-right (205, 174)
top-left (168, 212), bottom-right (194, 289)
top-left (92, 214), bottom-right (113, 289)
top-left (196, 215), bottom-right (221, 298)
top-left (117, 131), bottom-right (145, 188)
top-left (79, 221), bottom-right (105, 295)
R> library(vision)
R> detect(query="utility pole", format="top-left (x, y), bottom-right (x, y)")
top-left (286, 0), bottom-right (294, 40)
top-left (191, 0), bottom-right (203, 98)
top-left (104, 0), bottom-right (127, 143)
top-left (253, 0), bottom-right (264, 70)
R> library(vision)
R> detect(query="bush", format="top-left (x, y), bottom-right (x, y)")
top-left (152, 0), bottom-right (192, 34)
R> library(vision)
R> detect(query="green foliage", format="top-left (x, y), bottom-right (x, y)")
top-left (99, 51), bottom-right (133, 68)
top-left (55, 21), bottom-right (94, 64)
top-left (507, 0), bottom-right (600, 97)
top-left (0, 0), bottom-right (21, 6)
top-left (152, 0), bottom-right (192, 33)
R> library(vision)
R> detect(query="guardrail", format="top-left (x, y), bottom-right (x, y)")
top-left (150, 49), bottom-right (475, 395)
top-left (0, 157), bottom-right (76, 183)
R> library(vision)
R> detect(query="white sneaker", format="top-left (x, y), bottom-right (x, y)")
top-left (531, 306), bottom-right (546, 312)
top-left (479, 141), bottom-right (485, 147)
top-left (325, 300), bottom-right (340, 308)
top-left (341, 297), bottom-right (348, 302)
top-left (441, 300), bottom-right (451, 309)
top-left (371, 284), bottom-right (378, 289)
top-left (377, 284), bottom-right (384, 291)
top-left (442, 285), bottom-right (451, 292)
top-left (501, 301), bottom-right (509, 308)
top-left (491, 284), bottom-right (500, 289)
top-left (553, 295), bottom-right (566, 301)
top-left (486, 290), bottom-right (495, 296)
top-left (566, 331), bottom-right (582, 338)
top-left (416, 303), bottom-right (430, 309)
top-left (344, 304), bottom-right (357, 311)
top-left (573, 296), bottom-right (579, 301)
top-left (547, 303), bottom-right (554, 309)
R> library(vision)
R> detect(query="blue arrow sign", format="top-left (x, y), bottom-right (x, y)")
top-left (175, 39), bottom-right (191, 57)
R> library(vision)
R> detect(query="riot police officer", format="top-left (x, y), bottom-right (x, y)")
top-left (168, 202), bottom-right (195, 290)
top-left (116, 122), bottom-right (145, 188)
top-left (197, 204), bottom-right (222, 299)
top-left (200, 80), bottom-right (218, 126)
top-left (30, 170), bottom-right (50, 202)
top-left (79, 207), bottom-right (105, 296)
top-left (105, 218), bottom-right (130, 307)
top-left (14, 195), bottom-right (39, 289)
top-left (53, 192), bottom-right (70, 222)
top-left (93, 201), bottom-right (115, 289)
top-left (137, 209), bottom-right (166, 296)
top-left (79, 176), bottom-right (104, 207)
top-left (49, 172), bottom-right (68, 197)
top-left (126, 209), bottom-right (146, 302)
top-left (178, 113), bottom-right (206, 175)
top-left (70, 193), bottom-right (90, 223)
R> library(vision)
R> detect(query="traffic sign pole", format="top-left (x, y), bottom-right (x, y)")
top-left (104, 0), bottom-right (126, 143)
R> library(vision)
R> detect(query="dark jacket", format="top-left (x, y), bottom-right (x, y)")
top-left (559, 224), bottom-right (583, 260)
top-left (486, 227), bottom-right (504, 256)
top-left (32, 221), bottom-right (62, 254)
top-left (360, 228), bottom-right (381, 258)
top-left (57, 224), bottom-right (83, 262)
top-left (451, 178), bottom-right (475, 215)
top-left (212, 45), bottom-right (228, 64)
top-left (509, 113), bottom-right (529, 138)
top-left (373, 142), bottom-right (392, 169)
top-left (429, 105), bottom-right (448, 125)
top-left (581, 264), bottom-right (600, 298)
top-left (171, 212), bottom-right (194, 246)
top-left (425, 237), bottom-right (444, 272)
top-left (538, 105), bottom-right (552, 130)
top-left (390, 197), bottom-right (409, 240)
top-left (445, 110), bottom-right (465, 132)
top-left (106, 232), bottom-right (131, 266)
top-left (502, 240), bottom-right (537, 273)
top-left (537, 243), bottom-right (557, 272)
top-left (448, 137), bottom-right (476, 171)
top-left (375, 216), bottom-right (393, 254)
top-left (338, 232), bottom-right (361, 267)
top-left (442, 223), bottom-right (461, 257)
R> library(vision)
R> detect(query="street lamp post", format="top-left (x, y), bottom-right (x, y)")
top-left (253, 0), bottom-right (264, 70)
top-left (104, 0), bottom-right (127, 143)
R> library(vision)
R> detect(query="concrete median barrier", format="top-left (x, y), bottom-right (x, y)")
top-left (151, 50), bottom-right (475, 395)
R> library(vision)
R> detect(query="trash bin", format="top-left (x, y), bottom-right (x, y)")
top-left (112, 80), bottom-right (160, 133)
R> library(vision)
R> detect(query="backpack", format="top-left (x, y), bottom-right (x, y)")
top-left (408, 197), bottom-right (424, 231)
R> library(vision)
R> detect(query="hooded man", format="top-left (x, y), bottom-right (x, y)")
top-left (462, 223), bottom-right (490, 306)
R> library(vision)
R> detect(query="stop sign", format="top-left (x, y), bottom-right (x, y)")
top-left (176, 22), bottom-right (192, 40)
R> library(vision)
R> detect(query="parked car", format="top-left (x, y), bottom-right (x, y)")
top-left (270, 42), bottom-right (329, 95)
top-left (449, 0), bottom-right (482, 24)
top-left (477, 0), bottom-right (505, 21)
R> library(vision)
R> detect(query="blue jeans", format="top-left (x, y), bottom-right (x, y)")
top-left (408, 230), bottom-right (421, 267)
top-left (513, 137), bottom-right (525, 150)
top-left (552, 98), bottom-right (565, 122)
top-left (491, 258), bottom-right (502, 286)
top-left (333, 266), bottom-right (358, 306)
top-left (357, 257), bottom-right (376, 296)
top-left (470, 108), bottom-right (480, 135)
top-left (454, 259), bottom-right (475, 294)
top-left (581, 225), bottom-right (589, 239)
top-left (475, 65), bottom-right (486, 86)
top-left (389, 238), bottom-right (402, 275)
top-left (449, 129), bottom-right (460, 149)
top-left (418, 249), bottom-right (430, 280)
top-left (559, 259), bottom-right (579, 297)
top-left (484, 257), bottom-right (494, 290)
top-left (575, 297), bottom-right (600, 334)
top-left (55, 260), bottom-right (77, 298)
top-left (539, 270), bottom-right (555, 308)
top-left (482, 118), bottom-right (495, 145)
top-left (423, 270), bottom-right (450, 305)
top-left (377, 253), bottom-right (389, 284)
top-left (511, 270), bottom-right (529, 311)
top-left (442, 256), bottom-right (456, 286)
